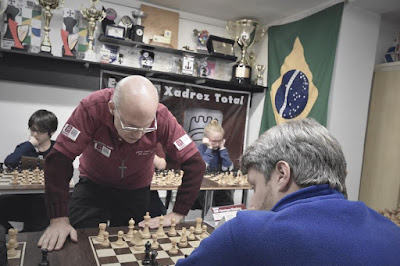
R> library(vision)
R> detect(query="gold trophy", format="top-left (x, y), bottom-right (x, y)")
top-left (227, 19), bottom-right (265, 84)
top-left (255, 64), bottom-right (265, 86)
top-left (81, 0), bottom-right (105, 61)
top-left (38, 0), bottom-right (63, 53)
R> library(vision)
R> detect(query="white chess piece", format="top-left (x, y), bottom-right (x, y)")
top-left (168, 217), bottom-right (177, 236)
top-left (100, 231), bottom-right (110, 247)
top-left (195, 217), bottom-right (202, 234)
top-left (97, 223), bottom-right (106, 242)
top-left (114, 230), bottom-right (125, 246)
top-left (188, 226), bottom-right (196, 241)
top-left (142, 212), bottom-right (151, 239)
top-left (151, 234), bottom-right (159, 249)
top-left (169, 239), bottom-right (179, 255)
top-left (200, 225), bottom-right (209, 239)
top-left (126, 218), bottom-right (135, 241)
top-left (157, 216), bottom-right (166, 237)
top-left (179, 227), bottom-right (188, 247)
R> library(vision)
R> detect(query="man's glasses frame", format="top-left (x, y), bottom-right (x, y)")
top-left (115, 107), bottom-right (157, 133)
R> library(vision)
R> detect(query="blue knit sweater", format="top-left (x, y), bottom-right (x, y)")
top-left (177, 185), bottom-right (400, 265)
top-left (4, 141), bottom-right (55, 168)
top-left (197, 144), bottom-right (233, 171)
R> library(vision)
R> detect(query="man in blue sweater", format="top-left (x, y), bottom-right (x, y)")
top-left (177, 118), bottom-right (400, 265)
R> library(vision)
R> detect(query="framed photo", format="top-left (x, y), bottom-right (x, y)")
top-left (207, 35), bottom-right (235, 57)
top-left (105, 25), bottom-right (125, 40)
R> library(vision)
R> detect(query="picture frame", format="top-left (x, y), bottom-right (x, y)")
top-left (206, 35), bottom-right (235, 57)
top-left (105, 25), bottom-right (125, 40)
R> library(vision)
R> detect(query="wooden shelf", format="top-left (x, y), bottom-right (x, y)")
top-left (99, 35), bottom-right (237, 62)
top-left (0, 48), bottom-right (267, 93)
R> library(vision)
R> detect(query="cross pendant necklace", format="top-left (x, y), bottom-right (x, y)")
top-left (119, 160), bottom-right (127, 178)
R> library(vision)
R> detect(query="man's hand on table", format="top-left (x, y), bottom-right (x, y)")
top-left (38, 217), bottom-right (78, 251)
top-left (138, 212), bottom-right (184, 229)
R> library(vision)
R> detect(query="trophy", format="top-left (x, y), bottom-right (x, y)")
top-left (255, 64), bottom-right (265, 86)
top-left (38, 0), bottom-right (63, 53)
top-left (81, 0), bottom-right (106, 61)
top-left (227, 19), bottom-right (265, 84)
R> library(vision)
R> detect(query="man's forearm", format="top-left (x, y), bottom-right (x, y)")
top-left (173, 151), bottom-right (205, 215)
top-left (44, 148), bottom-right (74, 218)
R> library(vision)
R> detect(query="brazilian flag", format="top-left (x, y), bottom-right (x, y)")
top-left (259, 3), bottom-right (344, 133)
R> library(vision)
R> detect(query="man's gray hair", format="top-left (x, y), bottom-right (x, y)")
top-left (240, 118), bottom-right (347, 197)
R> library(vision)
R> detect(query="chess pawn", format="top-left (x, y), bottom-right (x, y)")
top-left (156, 216), bottom-right (166, 238)
top-left (114, 230), bottom-right (125, 246)
top-left (168, 217), bottom-right (177, 237)
top-left (22, 171), bottom-right (30, 185)
top-left (100, 231), bottom-right (110, 247)
top-left (7, 238), bottom-right (17, 258)
top-left (195, 217), bottom-right (202, 234)
top-left (10, 170), bottom-right (19, 185)
top-left (97, 223), bottom-right (107, 242)
top-left (169, 239), bottom-right (179, 255)
top-left (142, 212), bottom-right (151, 239)
top-left (178, 227), bottom-right (188, 247)
top-left (151, 234), bottom-right (159, 249)
top-left (200, 225), bottom-right (209, 239)
top-left (31, 168), bottom-right (41, 184)
top-left (188, 226), bottom-right (196, 241)
top-left (126, 218), bottom-right (135, 241)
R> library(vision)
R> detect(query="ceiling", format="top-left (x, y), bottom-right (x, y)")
top-left (133, 0), bottom-right (400, 26)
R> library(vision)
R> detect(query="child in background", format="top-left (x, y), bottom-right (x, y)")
top-left (194, 119), bottom-right (234, 209)
top-left (0, 109), bottom-right (58, 232)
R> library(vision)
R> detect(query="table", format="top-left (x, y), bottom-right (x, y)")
top-left (8, 222), bottom-right (214, 266)
top-left (0, 171), bottom-right (252, 219)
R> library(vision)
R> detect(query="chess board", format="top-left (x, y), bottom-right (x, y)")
top-left (89, 226), bottom-right (210, 266)
top-left (0, 170), bottom-right (44, 186)
top-left (7, 242), bottom-right (26, 266)
top-left (203, 170), bottom-right (251, 187)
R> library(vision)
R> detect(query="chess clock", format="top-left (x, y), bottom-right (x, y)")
top-left (131, 25), bottom-right (145, 42)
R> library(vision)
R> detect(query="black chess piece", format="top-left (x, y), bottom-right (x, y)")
top-left (142, 241), bottom-right (151, 265)
top-left (150, 250), bottom-right (159, 266)
top-left (38, 249), bottom-right (50, 266)
top-left (0, 163), bottom-right (3, 174)
top-left (28, 160), bottom-right (33, 171)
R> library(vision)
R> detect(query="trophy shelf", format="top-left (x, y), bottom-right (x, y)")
top-left (98, 35), bottom-right (238, 62)
top-left (0, 47), bottom-right (266, 93)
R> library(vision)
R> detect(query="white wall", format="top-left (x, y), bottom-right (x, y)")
top-left (0, 81), bottom-right (92, 167)
top-left (327, 5), bottom-right (380, 200)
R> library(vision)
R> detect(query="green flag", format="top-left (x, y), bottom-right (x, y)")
top-left (259, 3), bottom-right (344, 134)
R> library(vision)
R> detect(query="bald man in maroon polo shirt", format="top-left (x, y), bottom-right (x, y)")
top-left (38, 76), bottom-right (205, 251)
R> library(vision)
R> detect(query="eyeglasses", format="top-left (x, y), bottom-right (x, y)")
top-left (115, 107), bottom-right (157, 133)
top-left (208, 138), bottom-right (223, 144)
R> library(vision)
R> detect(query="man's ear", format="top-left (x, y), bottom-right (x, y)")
top-left (108, 101), bottom-right (115, 115)
top-left (275, 161), bottom-right (291, 192)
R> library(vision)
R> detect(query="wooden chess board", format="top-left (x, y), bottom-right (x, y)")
top-left (89, 225), bottom-right (211, 266)
top-left (0, 170), bottom-right (44, 186)
top-left (7, 242), bottom-right (26, 266)
top-left (203, 171), bottom-right (251, 187)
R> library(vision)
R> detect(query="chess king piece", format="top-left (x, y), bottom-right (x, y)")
top-left (80, 0), bottom-right (106, 61)
top-left (227, 19), bottom-right (265, 84)
top-left (38, 0), bottom-right (64, 53)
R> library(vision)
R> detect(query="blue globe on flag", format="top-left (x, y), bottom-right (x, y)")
top-left (275, 69), bottom-right (309, 119)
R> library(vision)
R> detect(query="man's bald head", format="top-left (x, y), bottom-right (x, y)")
top-left (113, 75), bottom-right (159, 127)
